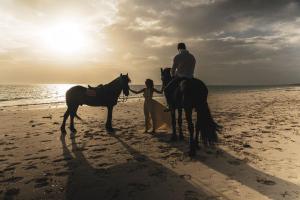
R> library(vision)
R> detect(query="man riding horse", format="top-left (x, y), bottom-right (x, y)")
top-left (161, 42), bottom-right (219, 156)
top-left (164, 42), bottom-right (196, 110)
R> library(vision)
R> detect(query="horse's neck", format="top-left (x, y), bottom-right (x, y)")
top-left (105, 77), bottom-right (122, 97)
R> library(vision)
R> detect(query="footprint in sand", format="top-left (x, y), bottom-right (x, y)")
top-left (23, 165), bottom-right (37, 170)
top-left (89, 155), bottom-right (103, 159)
top-left (0, 176), bottom-right (23, 183)
top-left (256, 177), bottom-right (276, 186)
top-left (4, 162), bottom-right (21, 172)
top-left (180, 174), bottom-right (192, 180)
top-left (97, 163), bottom-right (111, 168)
top-left (0, 158), bottom-right (8, 162)
top-left (46, 131), bottom-right (54, 135)
top-left (41, 140), bottom-right (51, 143)
top-left (243, 143), bottom-right (252, 148)
top-left (4, 166), bottom-right (15, 172)
top-left (23, 156), bottom-right (48, 162)
top-left (92, 148), bottom-right (107, 152)
top-left (42, 115), bottom-right (52, 119)
top-left (38, 149), bottom-right (50, 153)
top-left (274, 147), bottom-right (283, 152)
top-left (227, 159), bottom-right (242, 166)
top-left (34, 177), bottom-right (49, 188)
top-left (3, 146), bottom-right (18, 151)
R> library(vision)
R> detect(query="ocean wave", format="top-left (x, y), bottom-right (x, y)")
top-left (0, 97), bottom-right (32, 102)
top-left (0, 94), bottom-right (162, 108)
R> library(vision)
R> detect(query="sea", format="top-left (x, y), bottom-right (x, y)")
top-left (0, 84), bottom-right (296, 109)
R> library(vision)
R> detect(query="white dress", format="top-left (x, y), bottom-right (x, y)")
top-left (143, 88), bottom-right (171, 132)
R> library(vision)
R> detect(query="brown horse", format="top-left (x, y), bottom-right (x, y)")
top-left (61, 74), bottom-right (131, 133)
top-left (161, 68), bottom-right (220, 156)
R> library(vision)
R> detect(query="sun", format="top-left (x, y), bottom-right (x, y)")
top-left (40, 21), bottom-right (88, 56)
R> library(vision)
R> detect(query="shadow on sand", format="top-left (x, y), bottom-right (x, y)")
top-left (60, 132), bottom-right (222, 200)
top-left (151, 131), bottom-right (300, 200)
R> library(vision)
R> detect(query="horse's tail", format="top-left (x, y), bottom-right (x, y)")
top-left (197, 101), bottom-right (221, 146)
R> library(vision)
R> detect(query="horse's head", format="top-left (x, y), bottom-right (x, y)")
top-left (160, 68), bottom-right (172, 89)
top-left (119, 73), bottom-right (131, 96)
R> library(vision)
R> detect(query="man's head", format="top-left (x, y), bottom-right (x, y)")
top-left (177, 42), bottom-right (186, 50)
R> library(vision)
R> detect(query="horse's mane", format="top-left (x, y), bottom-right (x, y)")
top-left (100, 76), bottom-right (121, 89)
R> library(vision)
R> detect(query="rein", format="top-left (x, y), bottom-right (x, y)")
top-left (119, 93), bottom-right (128, 103)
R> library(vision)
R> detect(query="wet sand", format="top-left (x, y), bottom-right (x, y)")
top-left (1, 87), bottom-right (300, 199)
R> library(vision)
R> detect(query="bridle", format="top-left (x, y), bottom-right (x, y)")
top-left (119, 76), bottom-right (130, 103)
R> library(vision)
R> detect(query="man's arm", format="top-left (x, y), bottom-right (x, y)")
top-left (171, 56), bottom-right (179, 77)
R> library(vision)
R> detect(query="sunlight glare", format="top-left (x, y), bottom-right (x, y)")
top-left (40, 21), bottom-right (88, 56)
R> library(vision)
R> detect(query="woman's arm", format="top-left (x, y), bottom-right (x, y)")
top-left (129, 88), bottom-right (144, 94)
top-left (153, 88), bottom-right (163, 94)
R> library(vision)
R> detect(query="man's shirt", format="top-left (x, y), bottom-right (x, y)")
top-left (171, 50), bottom-right (196, 79)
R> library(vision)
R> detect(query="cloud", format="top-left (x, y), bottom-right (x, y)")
top-left (1, 0), bottom-right (300, 84)
top-left (103, 0), bottom-right (300, 84)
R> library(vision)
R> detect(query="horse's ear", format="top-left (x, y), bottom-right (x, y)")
top-left (120, 73), bottom-right (122, 77)
top-left (126, 73), bottom-right (128, 76)
top-left (160, 68), bottom-right (163, 73)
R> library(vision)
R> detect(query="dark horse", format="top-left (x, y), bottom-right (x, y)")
top-left (161, 68), bottom-right (220, 156)
top-left (61, 74), bottom-right (131, 133)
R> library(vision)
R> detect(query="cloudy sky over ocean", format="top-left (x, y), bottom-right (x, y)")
top-left (0, 0), bottom-right (300, 85)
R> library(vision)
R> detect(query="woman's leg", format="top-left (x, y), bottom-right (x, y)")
top-left (144, 101), bottom-right (150, 132)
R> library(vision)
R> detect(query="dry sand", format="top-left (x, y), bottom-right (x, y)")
top-left (1, 87), bottom-right (300, 200)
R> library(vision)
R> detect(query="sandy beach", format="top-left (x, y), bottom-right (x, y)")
top-left (1, 87), bottom-right (300, 200)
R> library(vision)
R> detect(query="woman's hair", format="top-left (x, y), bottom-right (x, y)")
top-left (145, 79), bottom-right (154, 89)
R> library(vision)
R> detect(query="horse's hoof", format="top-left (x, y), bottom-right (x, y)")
top-left (169, 135), bottom-right (178, 142)
top-left (69, 127), bottom-right (77, 133)
top-left (179, 134), bottom-right (184, 141)
top-left (106, 127), bottom-right (115, 133)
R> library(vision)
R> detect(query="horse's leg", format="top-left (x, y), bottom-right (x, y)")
top-left (69, 105), bottom-right (79, 133)
top-left (170, 109), bottom-right (177, 141)
top-left (105, 106), bottom-right (114, 132)
top-left (178, 108), bottom-right (184, 140)
top-left (195, 111), bottom-right (201, 149)
top-left (61, 108), bottom-right (70, 133)
top-left (185, 107), bottom-right (196, 156)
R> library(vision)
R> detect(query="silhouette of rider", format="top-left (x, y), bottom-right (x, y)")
top-left (164, 42), bottom-right (196, 109)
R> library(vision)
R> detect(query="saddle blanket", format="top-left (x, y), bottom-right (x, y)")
top-left (86, 89), bottom-right (97, 97)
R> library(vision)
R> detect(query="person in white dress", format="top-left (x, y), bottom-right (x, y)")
top-left (129, 79), bottom-right (171, 133)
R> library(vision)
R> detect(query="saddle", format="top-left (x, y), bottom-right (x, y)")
top-left (86, 84), bottom-right (104, 97)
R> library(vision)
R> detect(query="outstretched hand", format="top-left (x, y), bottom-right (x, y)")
top-left (129, 87), bottom-right (144, 94)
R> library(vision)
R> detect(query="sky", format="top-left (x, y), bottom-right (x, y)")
top-left (0, 0), bottom-right (300, 85)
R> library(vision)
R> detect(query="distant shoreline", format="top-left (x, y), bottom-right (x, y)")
top-left (1, 84), bottom-right (300, 110)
